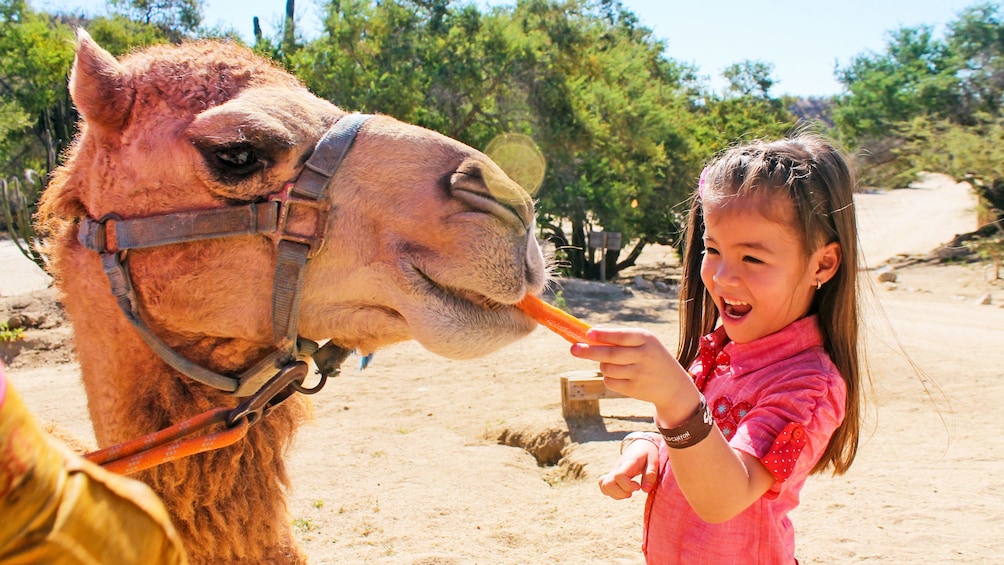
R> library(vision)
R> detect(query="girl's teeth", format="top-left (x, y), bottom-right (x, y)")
top-left (723, 300), bottom-right (752, 317)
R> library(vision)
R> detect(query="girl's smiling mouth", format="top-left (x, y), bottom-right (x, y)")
top-left (722, 298), bottom-right (752, 319)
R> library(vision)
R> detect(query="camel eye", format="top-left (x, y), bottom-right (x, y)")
top-left (212, 145), bottom-right (264, 177)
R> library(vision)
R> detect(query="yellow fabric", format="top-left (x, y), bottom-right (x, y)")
top-left (0, 375), bottom-right (188, 565)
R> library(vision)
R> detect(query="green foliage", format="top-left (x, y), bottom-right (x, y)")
top-left (891, 115), bottom-right (1004, 212)
top-left (832, 24), bottom-right (959, 145)
top-left (722, 60), bottom-right (775, 98)
top-left (946, 2), bottom-right (1004, 119)
top-left (0, 0), bottom-right (76, 176)
top-left (108, 0), bottom-right (205, 38)
top-left (832, 3), bottom-right (1004, 155)
top-left (0, 0), bottom-right (176, 263)
top-left (291, 517), bottom-right (316, 532)
top-left (0, 4), bottom-right (70, 270)
top-left (0, 321), bottom-right (25, 342)
top-left (86, 14), bottom-right (170, 54)
top-left (502, 0), bottom-right (711, 278)
top-left (553, 290), bottom-right (567, 311)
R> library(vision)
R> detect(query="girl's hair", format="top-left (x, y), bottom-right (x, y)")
top-left (676, 132), bottom-right (861, 475)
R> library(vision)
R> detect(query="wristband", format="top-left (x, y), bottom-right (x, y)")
top-left (656, 393), bottom-right (714, 449)
top-left (619, 431), bottom-right (661, 454)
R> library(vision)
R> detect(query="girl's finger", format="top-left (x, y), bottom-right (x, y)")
top-left (586, 327), bottom-right (650, 347)
top-left (571, 343), bottom-right (642, 367)
top-left (613, 473), bottom-right (642, 495)
top-left (600, 371), bottom-right (632, 392)
top-left (641, 457), bottom-right (660, 493)
top-left (598, 474), bottom-right (637, 500)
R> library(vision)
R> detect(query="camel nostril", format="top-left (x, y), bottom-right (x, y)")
top-left (450, 164), bottom-right (533, 232)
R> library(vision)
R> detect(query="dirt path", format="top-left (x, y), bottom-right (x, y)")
top-left (855, 172), bottom-right (977, 267)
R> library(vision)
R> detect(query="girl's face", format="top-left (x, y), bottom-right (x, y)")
top-left (700, 200), bottom-right (839, 344)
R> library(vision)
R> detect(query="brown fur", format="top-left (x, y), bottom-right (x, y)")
top-left (37, 31), bottom-right (546, 564)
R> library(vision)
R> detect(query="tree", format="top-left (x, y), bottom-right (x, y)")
top-left (503, 0), bottom-right (710, 279)
top-left (0, 0), bottom-right (175, 270)
top-left (291, 0), bottom-right (800, 280)
top-left (945, 2), bottom-right (1004, 119)
top-left (0, 0), bottom-right (76, 178)
top-left (831, 24), bottom-right (958, 146)
top-left (893, 114), bottom-right (1004, 211)
top-left (108, 0), bottom-right (205, 38)
top-left (85, 15), bottom-right (170, 54)
top-left (722, 60), bottom-right (775, 98)
top-left (0, 1), bottom-right (174, 183)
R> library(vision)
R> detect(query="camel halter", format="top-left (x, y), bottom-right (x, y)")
top-left (77, 113), bottom-right (373, 403)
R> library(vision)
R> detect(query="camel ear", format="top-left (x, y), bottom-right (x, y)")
top-left (69, 29), bottom-right (134, 130)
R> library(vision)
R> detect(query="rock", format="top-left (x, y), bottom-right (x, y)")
top-left (6, 315), bottom-right (24, 330)
top-left (876, 267), bottom-right (898, 283)
top-left (632, 275), bottom-right (654, 291)
top-left (978, 293), bottom-right (993, 305)
top-left (6, 312), bottom-right (47, 329)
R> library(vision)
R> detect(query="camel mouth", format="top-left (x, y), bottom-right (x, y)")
top-left (401, 264), bottom-right (534, 359)
top-left (412, 266), bottom-right (510, 313)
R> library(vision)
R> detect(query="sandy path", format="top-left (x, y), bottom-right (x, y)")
top-left (855, 173), bottom-right (977, 267)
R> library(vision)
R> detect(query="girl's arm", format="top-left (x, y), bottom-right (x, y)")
top-left (662, 425), bottom-right (775, 522)
top-left (574, 327), bottom-right (775, 523)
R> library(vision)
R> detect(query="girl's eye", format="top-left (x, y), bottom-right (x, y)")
top-left (703, 246), bottom-right (719, 256)
top-left (743, 255), bottom-right (764, 265)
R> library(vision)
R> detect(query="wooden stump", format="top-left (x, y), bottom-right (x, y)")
top-left (560, 370), bottom-right (627, 419)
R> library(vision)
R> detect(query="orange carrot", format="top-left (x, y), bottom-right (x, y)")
top-left (516, 294), bottom-right (593, 344)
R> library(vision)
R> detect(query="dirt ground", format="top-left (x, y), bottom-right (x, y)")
top-left (3, 173), bottom-right (1002, 564)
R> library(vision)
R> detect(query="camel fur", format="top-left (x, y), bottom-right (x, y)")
top-left (36, 31), bottom-right (547, 564)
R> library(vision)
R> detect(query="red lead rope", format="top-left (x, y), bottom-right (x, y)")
top-left (83, 407), bottom-right (249, 475)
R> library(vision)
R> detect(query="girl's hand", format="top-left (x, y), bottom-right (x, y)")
top-left (571, 327), bottom-right (693, 410)
top-left (598, 437), bottom-right (660, 500)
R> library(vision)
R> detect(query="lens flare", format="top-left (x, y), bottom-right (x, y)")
top-left (484, 133), bottom-right (546, 196)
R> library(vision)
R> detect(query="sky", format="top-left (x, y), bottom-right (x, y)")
top-left (50, 0), bottom-right (985, 98)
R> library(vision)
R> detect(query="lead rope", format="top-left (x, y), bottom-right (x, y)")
top-left (85, 345), bottom-right (351, 475)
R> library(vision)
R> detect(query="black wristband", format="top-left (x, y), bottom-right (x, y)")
top-left (656, 393), bottom-right (714, 449)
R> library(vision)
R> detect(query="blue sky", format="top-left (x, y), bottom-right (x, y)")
top-left (52, 0), bottom-right (985, 97)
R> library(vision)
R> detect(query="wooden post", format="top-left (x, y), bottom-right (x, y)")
top-left (588, 231), bottom-right (606, 282)
top-left (560, 370), bottom-right (627, 419)
top-left (587, 231), bottom-right (622, 282)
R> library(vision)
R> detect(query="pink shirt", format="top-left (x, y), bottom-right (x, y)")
top-left (643, 316), bottom-right (846, 564)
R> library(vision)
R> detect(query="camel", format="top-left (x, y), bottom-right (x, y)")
top-left (35, 30), bottom-right (547, 564)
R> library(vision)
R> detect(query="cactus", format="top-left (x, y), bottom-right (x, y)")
top-left (1, 171), bottom-right (47, 273)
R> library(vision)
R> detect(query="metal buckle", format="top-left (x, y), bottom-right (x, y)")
top-left (227, 361), bottom-right (309, 427)
top-left (268, 183), bottom-right (330, 257)
top-left (78, 213), bottom-right (122, 253)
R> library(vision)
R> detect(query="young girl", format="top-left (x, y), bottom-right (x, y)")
top-left (572, 133), bottom-right (861, 563)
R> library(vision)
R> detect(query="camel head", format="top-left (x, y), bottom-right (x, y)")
top-left (41, 31), bottom-right (548, 381)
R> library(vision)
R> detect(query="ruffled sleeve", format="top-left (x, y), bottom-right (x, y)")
top-left (759, 421), bottom-right (807, 482)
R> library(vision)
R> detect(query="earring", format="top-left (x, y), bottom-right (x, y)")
top-left (816, 279), bottom-right (822, 290)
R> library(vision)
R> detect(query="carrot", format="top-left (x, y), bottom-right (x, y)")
top-left (516, 293), bottom-right (594, 344)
